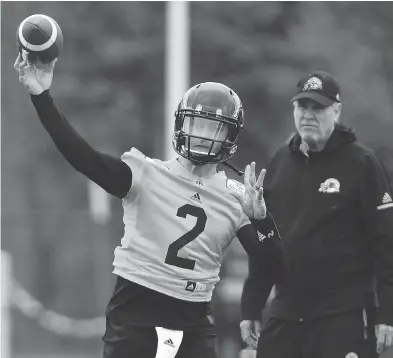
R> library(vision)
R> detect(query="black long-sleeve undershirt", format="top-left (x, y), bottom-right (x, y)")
top-left (30, 90), bottom-right (132, 199)
top-left (239, 216), bottom-right (281, 320)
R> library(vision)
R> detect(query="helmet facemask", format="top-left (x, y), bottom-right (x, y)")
top-left (173, 108), bottom-right (240, 165)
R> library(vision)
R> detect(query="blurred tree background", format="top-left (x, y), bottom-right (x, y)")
top-left (2, 2), bottom-right (393, 358)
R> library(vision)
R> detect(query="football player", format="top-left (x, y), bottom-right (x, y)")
top-left (14, 54), bottom-right (279, 358)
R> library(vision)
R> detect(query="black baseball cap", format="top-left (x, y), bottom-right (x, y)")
top-left (291, 70), bottom-right (341, 107)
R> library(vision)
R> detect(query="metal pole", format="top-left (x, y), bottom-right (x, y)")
top-left (164, 1), bottom-right (190, 160)
top-left (1, 251), bottom-right (12, 358)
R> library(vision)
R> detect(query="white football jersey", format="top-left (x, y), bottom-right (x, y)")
top-left (113, 148), bottom-right (250, 301)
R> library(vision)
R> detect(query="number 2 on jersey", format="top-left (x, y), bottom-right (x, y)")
top-left (165, 204), bottom-right (207, 270)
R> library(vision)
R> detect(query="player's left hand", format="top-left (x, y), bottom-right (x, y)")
top-left (230, 162), bottom-right (267, 220)
top-left (376, 324), bottom-right (393, 354)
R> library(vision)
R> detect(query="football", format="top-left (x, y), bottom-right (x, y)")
top-left (16, 14), bottom-right (63, 64)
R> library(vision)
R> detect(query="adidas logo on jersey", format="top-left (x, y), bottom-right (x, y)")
top-left (164, 338), bottom-right (175, 348)
top-left (185, 281), bottom-right (197, 292)
top-left (190, 192), bottom-right (202, 204)
top-left (185, 280), bottom-right (207, 292)
top-left (382, 192), bottom-right (392, 204)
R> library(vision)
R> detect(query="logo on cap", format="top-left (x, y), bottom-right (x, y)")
top-left (345, 353), bottom-right (358, 358)
top-left (319, 178), bottom-right (340, 193)
top-left (303, 77), bottom-right (323, 91)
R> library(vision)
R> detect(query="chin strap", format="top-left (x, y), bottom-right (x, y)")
top-left (178, 155), bottom-right (244, 176)
top-left (222, 161), bottom-right (244, 176)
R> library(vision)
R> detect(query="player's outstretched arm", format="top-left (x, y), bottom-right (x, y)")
top-left (14, 54), bottom-right (132, 199)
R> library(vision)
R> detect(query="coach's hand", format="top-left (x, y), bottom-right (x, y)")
top-left (240, 320), bottom-right (262, 350)
top-left (376, 324), bottom-right (393, 354)
top-left (14, 51), bottom-right (57, 95)
top-left (230, 162), bottom-right (267, 220)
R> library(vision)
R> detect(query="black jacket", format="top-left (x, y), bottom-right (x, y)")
top-left (242, 123), bottom-right (393, 325)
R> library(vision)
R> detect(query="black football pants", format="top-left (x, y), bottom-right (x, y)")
top-left (257, 309), bottom-right (378, 358)
top-left (103, 321), bottom-right (218, 358)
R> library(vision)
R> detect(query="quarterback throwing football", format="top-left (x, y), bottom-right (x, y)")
top-left (14, 54), bottom-right (280, 358)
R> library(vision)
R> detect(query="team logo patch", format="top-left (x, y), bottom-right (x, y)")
top-left (227, 179), bottom-right (245, 194)
top-left (319, 178), bottom-right (340, 193)
top-left (303, 76), bottom-right (323, 91)
top-left (345, 353), bottom-right (358, 358)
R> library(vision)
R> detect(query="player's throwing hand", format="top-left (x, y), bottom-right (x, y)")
top-left (230, 162), bottom-right (267, 220)
top-left (14, 51), bottom-right (57, 95)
